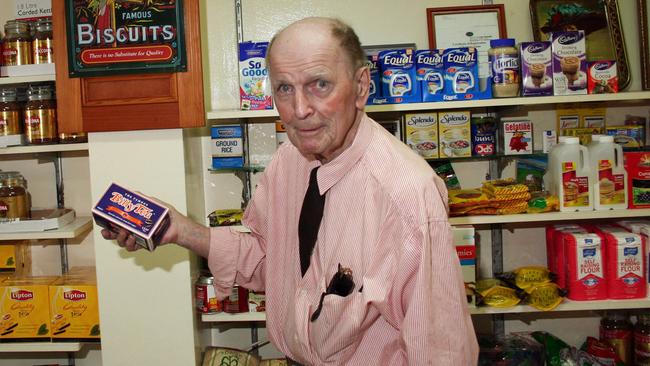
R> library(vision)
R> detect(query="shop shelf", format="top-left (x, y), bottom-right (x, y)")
top-left (0, 143), bottom-right (88, 155)
top-left (448, 208), bottom-right (650, 226)
top-left (0, 73), bottom-right (56, 86)
top-left (202, 312), bottom-right (266, 322)
top-left (470, 298), bottom-right (650, 315)
top-left (209, 166), bottom-right (265, 173)
top-left (0, 216), bottom-right (93, 240)
top-left (0, 341), bottom-right (85, 352)
top-left (206, 91), bottom-right (650, 121)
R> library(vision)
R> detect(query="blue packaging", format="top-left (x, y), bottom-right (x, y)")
top-left (416, 49), bottom-right (445, 102)
top-left (377, 48), bottom-right (420, 104)
top-left (367, 55), bottom-right (381, 104)
top-left (471, 114), bottom-right (497, 156)
top-left (238, 42), bottom-right (273, 110)
top-left (92, 183), bottom-right (170, 251)
top-left (211, 125), bottom-right (244, 169)
top-left (442, 48), bottom-right (481, 101)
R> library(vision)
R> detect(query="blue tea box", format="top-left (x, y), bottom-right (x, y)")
top-left (92, 183), bottom-right (170, 251)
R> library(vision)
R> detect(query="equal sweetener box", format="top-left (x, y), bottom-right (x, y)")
top-left (92, 183), bottom-right (170, 251)
top-left (551, 31), bottom-right (587, 95)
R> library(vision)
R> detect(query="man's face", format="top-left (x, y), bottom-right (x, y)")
top-left (268, 23), bottom-right (368, 163)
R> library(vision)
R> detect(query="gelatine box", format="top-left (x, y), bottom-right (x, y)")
top-left (92, 183), bottom-right (170, 251)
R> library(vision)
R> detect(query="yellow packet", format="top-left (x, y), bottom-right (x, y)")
top-left (0, 276), bottom-right (57, 339)
top-left (476, 279), bottom-right (522, 308)
top-left (525, 282), bottom-right (566, 311)
top-left (208, 209), bottom-right (244, 227)
top-left (49, 276), bottom-right (100, 339)
top-left (498, 266), bottom-right (556, 292)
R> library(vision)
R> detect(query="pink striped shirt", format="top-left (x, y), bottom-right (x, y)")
top-left (209, 114), bottom-right (478, 365)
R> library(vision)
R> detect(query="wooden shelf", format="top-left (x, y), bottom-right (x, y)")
top-left (470, 298), bottom-right (650, 315)
top-left (0, 217), bottom-right (93, 240)
top-left (0, 74), bottom-right (56, 85)
top-left (0, 143), bottom-right (88, 155)
top-left (202, 312), bottom-right (266, 322)
top-left (0, 341), bottom-right (86, 352)
top-left (449, 208), bottom-right (650, 226)
top-left (206, 91), bottom-right (650, 120)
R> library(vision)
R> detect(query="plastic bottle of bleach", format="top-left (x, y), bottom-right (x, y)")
top-left (547, 136), bottom-right (594, 212)
top-left (588, 135), bottom-right (628, 210)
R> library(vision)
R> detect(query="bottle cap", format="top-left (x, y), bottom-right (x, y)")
top-left (490, 38), bottom-right (516, 48)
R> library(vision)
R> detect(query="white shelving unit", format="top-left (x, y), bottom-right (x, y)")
top-left (202, 312), bottom-right (266, 323)
top-left (449, 209), bottom-right (650, 226)
top-left (0, 217), bottom-right (93, 240)
top-left (206, 91), bottom-right (650, 121)
top-left (0, 342), bottom-right (86, 353)
top-left (0, 143), bottom-right (88, 155)
top-left (0, 74), bottom-right (55, 86)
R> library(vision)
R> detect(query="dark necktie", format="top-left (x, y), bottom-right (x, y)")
top-left (299, 167), bottom-right (326, 276)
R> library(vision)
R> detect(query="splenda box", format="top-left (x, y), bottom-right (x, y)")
top-left (92, 183), bottom-right (170, 251)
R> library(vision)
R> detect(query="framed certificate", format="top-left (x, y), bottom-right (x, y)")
top-left (639, 0), bottom-right (650, 90)
top-left (426, 5), bottom-right (507, 79)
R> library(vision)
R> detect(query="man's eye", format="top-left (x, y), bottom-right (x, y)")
top-left (315, 80), bottom-right (329, 90)
top-left (277, 84), bottom-right (292, 94)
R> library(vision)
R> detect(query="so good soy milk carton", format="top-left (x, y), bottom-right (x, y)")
top-left (238, 42), bottom-right (273, 110)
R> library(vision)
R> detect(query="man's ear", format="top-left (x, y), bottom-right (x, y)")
top-left (355, 66), bottom-right (370, 109)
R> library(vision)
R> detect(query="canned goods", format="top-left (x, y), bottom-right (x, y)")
top-left (195, 272), bottom-right (220, 314)
top-left (471, 113), bottom-right (497, 156)
top-left (222, 285), bottom-right (249, 313)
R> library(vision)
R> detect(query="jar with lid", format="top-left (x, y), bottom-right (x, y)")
top-left (2, 20), bottom-right (32, 66)
top-left (24, 85), bottom-right (57, 144)
top-left (32, 18), bottom-right (53, 64)
top-left (0, 172), bottom-right (29, 220)
top-left (600, 312), bottom-right (633, 365)
top-left (0, 88), bottom-right (22, 136)
top-left (636, 314), bottom-right (650, 365)
top-left (489, 38), bottom-right (520, 98)
top-left (59, 132), bottom-right (87, 144)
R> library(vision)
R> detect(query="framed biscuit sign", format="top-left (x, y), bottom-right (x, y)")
top-left (64, 0), bottom-right (187, 77)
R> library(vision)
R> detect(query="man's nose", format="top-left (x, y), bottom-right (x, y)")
top-left (293, 90), bottom-right (313, 119)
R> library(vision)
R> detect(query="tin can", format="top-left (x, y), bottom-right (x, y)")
top-left (195, 272), bottom-right (220, 314)
top-left (222, 285), bottom-right (249, 313)
top-left (471, 113), bottom-right (497, 156)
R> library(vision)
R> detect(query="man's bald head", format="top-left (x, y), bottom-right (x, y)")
top-left (266, 17), bottom-right (366, 77)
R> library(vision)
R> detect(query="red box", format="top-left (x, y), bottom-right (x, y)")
top-left (565, 233), bottom-right (607, 301)
top-left (587, 60), bottom-right (618, 94)
top-left (625, 152), bottom-right (650, 208)
top-left (602, 231), bottom-right (646, 299)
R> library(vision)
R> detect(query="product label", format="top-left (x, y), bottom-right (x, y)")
top-left (598, 159), bottom-right (625, 205)
top-left (552, 31), bottom-right (587, 95)
top-left (405, 113), bottom-right (438, 159)
top-left (579, 246), bottom-right (603, 282)
top-left (238, 42), bottom-right (272, 110)
top-left (0, 196), bottom-right (27, 219)
top-left (0, 111), bottom-right (21, 136)
top-left (24, 108), bottom-right (56, 142)
top-left (562, 161), bottom-right (590, 207)
top-left (471, 116), bottom-right (496, 156)
top-left (33, 38), bottom-right (53, 64)
top-left (2, 40), bottom-right (32, 66)
top-left (520, 41), bottom-right (552, 96)
top-left (490, 54), bottom-right (519, 85)
top-left (0, 284), bottom-right (51, 339)
top-left (502, 118), bottom-right (533, 155)
top-left (50, 284), bottom-right (100, 339)
top-left (438, 111), bottom-right (471, 158)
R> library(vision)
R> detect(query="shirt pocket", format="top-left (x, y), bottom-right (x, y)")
top-left (308, 291), bottom-right (372, 362)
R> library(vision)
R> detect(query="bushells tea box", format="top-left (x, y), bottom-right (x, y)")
top-left (520, 41), bottom-right (552, 96)
top-left (92, 183), bottom-right (170, 251)
top-left (551, 31), bottom-right (587, 95)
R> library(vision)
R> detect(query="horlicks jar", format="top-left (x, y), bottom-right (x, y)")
top-left (489, 38), bottom-right (520, 97)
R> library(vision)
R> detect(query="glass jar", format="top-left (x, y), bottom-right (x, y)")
top-left (24, 85), bottom-right (57, 144)
top-left (0, 172), bottom-right (29, 220)
top-left (600, 312), bottom-right (633, 365)
top-left (636, 314), bottom-right (650, 366)
top-left (489, 38), bottom-right (520, 98)
top-left (2, 20), bottom-right (32, 66)
top-left (32, 18), bottom-right (53, 64)
top-left (0, 88), bottom-right (22, 136)
top-left (59, 132), bottom-right (87, 144)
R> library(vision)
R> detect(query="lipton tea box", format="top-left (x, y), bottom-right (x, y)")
top-left (0, 244), bottom-right (16, 270)
top-left (92, 183), bottom-right (170, 251)
top-left (49, 275), bottom-right (99, 340)
top-left (0, 276), bottom-right (57, 339)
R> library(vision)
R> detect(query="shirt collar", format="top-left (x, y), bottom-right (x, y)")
top-left (316, 113), bottom-right (373, 194)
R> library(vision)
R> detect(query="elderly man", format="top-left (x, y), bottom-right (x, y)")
top-left (104, 17), bottom-right (478, 365)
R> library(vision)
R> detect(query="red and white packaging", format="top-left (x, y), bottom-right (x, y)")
top-left (555, 227), bottom-right (590, 288)
top-left (640, 226), bottom-right (650, 290)
top-left (602, 231), bottom-right (646, 299)
top-left (617, 220), bottom-right (650, 234)
top-left (546, 224), bottom-right (583, 272)
top-left (565, 233), bottom-right (607, 301)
